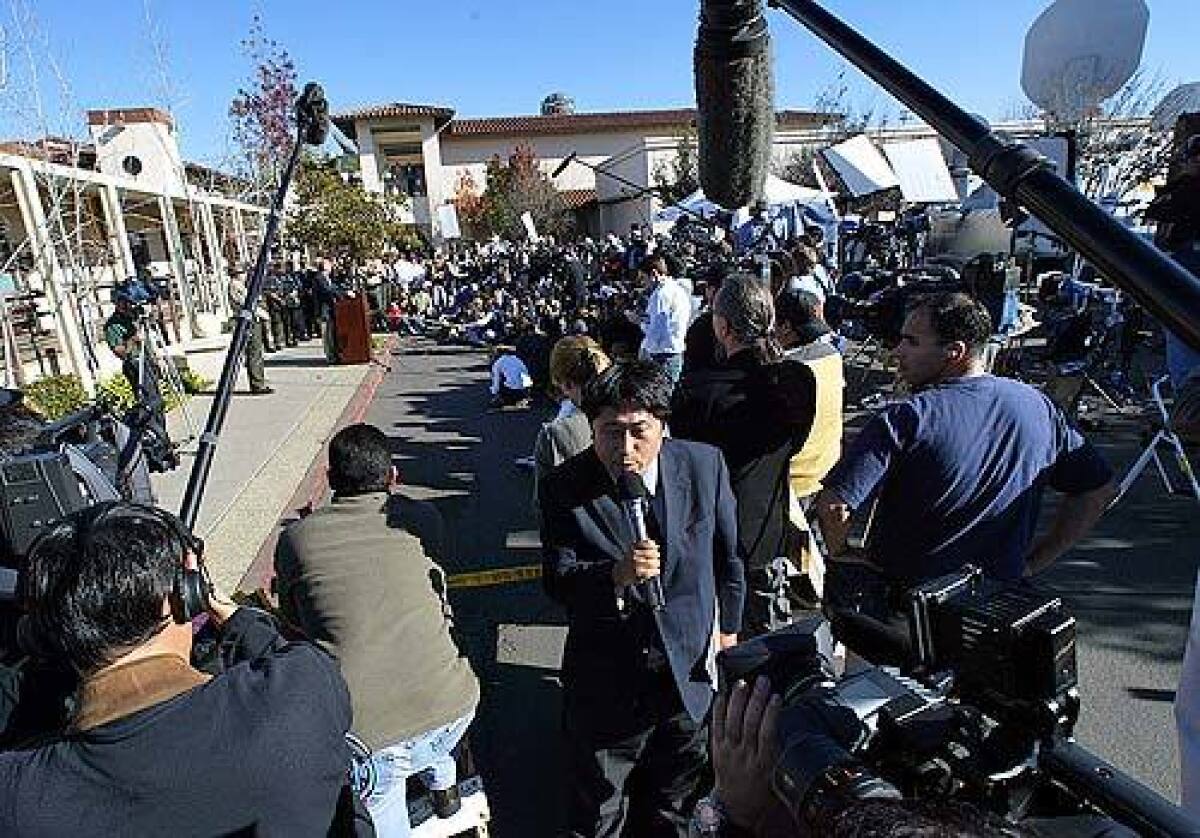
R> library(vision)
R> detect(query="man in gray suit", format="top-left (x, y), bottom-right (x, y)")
top-left (539, 361), bottom-right (746, 838)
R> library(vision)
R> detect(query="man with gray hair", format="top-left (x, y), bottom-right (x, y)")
top-left (671, 273), bottom-right (817, 636)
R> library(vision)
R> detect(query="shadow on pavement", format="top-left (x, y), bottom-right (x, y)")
top-left (369, 344), bottom-right (569, 837)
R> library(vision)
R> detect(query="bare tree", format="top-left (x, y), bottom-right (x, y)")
top-left (0, 0), bottom-right (115, 383)
top-left (1059, 70), bottom-right (1174, 205)
top-left (774, 67), bottom-right (894, 188)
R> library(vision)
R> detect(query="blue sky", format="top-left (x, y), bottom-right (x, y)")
top-left (5, 1), bottom-right (1198, 168)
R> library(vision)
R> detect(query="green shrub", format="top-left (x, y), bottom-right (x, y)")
top-left (23, 374), bottom-right (89, 420)
top-left (95, 373), bottom-right (135, 413)
top-left (96, 372), bottom-right (188, 414)
top-left (179, 369), bottom-right (213, 395)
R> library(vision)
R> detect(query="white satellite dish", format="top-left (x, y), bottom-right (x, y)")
top-left (1021, 0), bottom-right (1149, 122)
top-left (1152, 82), bottom-right (1200, 132)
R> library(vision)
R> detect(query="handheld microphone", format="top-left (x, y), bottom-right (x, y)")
top-left (694, 0), bottom-right (775, 209)
top-left (296, 82), bottom-right (330, 146)
top-left (616, 471), bottom-right (665, 612)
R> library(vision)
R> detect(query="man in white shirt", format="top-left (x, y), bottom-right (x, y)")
top-left (490, 346), bottom-right (533, 407)
top-left (636, 255), bottom-right (692, 384)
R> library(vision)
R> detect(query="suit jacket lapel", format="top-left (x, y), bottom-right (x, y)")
top-left (580, 449), bottom-right (631, 560)
top-left (660, 441), bottom-right (690, 580)
top-left (591, 493), bottom-right (631, 559)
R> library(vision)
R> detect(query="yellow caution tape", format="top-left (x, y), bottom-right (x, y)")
top-left (447, 564), bottom-right (542, 589)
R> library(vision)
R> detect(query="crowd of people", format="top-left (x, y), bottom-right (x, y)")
top-left (10, 163), bottom-right (1200, 837)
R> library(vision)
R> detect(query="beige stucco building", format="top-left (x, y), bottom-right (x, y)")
top-left (332, 102), bottom-right (833, 241)
top-left (0, 107), bottom-right (268, 392)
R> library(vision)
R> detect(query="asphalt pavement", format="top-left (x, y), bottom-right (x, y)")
top-left (362, 339), bottom-right (1199, 836)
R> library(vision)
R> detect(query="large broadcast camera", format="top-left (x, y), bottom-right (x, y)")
top-left (827, 254), bottom-right (1021, 345)
top-left (0, 392), bottom-right (155, 569)
top-left (719, 567), bottom-right (1196, 836)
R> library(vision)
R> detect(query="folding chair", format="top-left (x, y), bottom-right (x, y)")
top-left (1113, 375), bottom-right (1200, 507)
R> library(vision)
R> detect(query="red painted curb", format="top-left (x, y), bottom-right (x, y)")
top-left (236, 335), bottom-right (397, 594)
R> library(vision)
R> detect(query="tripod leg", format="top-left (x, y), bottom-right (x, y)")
top-left (1167, 433), bottom-right (1200, 502)
top-left (1150, 445), bottom-right (1174, 495)
top-left (146, 326), bottom-right (199, 441)
top-left (1114, 432), bottom-right (1162, 507)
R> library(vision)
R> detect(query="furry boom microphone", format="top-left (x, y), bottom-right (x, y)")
top-left (694, 0), bottom-right (775, 210)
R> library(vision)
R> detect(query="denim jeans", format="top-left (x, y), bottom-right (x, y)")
top-left (365, 711), bottom-right (475, 837)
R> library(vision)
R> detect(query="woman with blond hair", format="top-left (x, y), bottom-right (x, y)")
top-left (531, 336), bottom-right (611, 519)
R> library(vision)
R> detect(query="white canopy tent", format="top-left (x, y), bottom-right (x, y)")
top-left (653, 175), bottom-right (835, 225)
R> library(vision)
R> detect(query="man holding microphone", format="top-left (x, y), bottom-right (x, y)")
top-left (538, 361), bottom-right (745, 838)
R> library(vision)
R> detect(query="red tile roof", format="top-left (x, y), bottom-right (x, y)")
top-left (559, 188), bottom-right (597, 210)
top-left (86, 107), bottom-right (174, 128)
top-left (446, 108), bottom-right (830, 137)
top-left (334, 104), bottom-right (833, 139)
top-left (332, 103), bottom-right (455, 131)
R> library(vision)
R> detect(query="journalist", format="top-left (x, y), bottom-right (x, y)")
top-left (816, 292), bottom-right (1115, 622)
top-left (0, 501), bottom-right (353, 836)
top-left (530, 336), bottom-right (612, 522)
top-left (636, 254), bottom-right (693, 384)
top-left (275, 423), bottom-right (480, 836)
top-left (539, 361), bottom-right (745, 837)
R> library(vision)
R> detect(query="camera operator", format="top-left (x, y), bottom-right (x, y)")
top-left (0, 501), bottom-right (353, 836)
top-left (1153, 133), bottom-right (1200, 816)
top-left (274, 423), bottom-right (479, 836)
top-left (815, 292), bottom-right (1116, 623)
top-left (104, 285), bottom-right (162, 415)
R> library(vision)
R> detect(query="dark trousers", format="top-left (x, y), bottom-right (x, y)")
top-left (288, 306), bottom-right (308, 340)
top-left (245, 321), bottom-right (269, 391)
top-left (564, 675), bottom-right (707, 838)
top-left (276, 302), bottom-right (296, 346)
top-left (122, 356), bottom-right (165, 427)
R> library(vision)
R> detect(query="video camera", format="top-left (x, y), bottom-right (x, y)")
top-left (718, 567), bottom-right (1197, 836)
top-left (113, 274), bottom-right (169, 311)
top-left (0, 394), bottom-right (157, 570)
top-left (826, 265), bottom-right (963, 345)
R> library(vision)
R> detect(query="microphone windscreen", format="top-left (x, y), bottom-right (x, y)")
top-left (694, 0), bottom-right (774, 210)
top-left (297, 82), bottom-right (330, 146)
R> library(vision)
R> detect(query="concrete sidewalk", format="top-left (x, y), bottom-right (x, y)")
top-left (152, 337), bottom-right (383, 592)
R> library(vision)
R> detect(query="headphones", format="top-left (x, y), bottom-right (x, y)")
top-left (18, 503), bottom-right (211, 662)
top-left (67, 502), bottom-right (211, 624)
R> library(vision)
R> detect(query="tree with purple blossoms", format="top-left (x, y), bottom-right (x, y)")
top-left (228, 15), bottom-right (298, 197)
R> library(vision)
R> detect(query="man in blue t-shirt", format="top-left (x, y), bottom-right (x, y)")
top-left (816, 292), bottom-right (1115, 618)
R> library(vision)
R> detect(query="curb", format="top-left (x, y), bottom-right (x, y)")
top-left (236, 336), bottom-right (397, 594)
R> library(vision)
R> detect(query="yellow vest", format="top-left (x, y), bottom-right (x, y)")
top-left (788, 351), bottom-right (845, 499)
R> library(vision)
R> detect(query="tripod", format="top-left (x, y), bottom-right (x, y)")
top-left (132, 310), bottom-right (199, 447)
top-left (1113, 375), bottom-right (1200, 507)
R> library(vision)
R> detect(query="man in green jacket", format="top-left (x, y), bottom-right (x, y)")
top-left (274, 422), bottom-right (479, 835)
